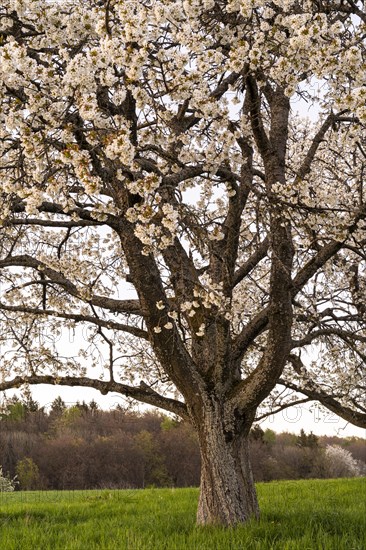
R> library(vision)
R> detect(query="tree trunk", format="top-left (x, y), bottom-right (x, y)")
top-left (195, 402), bottom-right (259, 526)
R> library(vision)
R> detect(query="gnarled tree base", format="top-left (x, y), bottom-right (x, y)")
top-left (196, 405), bottom-right (259, 526)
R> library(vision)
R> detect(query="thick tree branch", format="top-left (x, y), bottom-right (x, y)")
top-left (246, 75), bottom-right (270, 157)
top-left (232, 237), bottom-right (269, 287)
top-left (0, 302), bottom-right (148, 339)
top-left (3, 218), bottom-right (102, 228)
top-left (231, 223), bottom-right (294, 411)
top-left (280, 378), bottom-right (366, 429)
top-left (11, 199), bottom-right (116, 226)
top-left (117, 222), bottom-right (205, 401)
top-left (0, 255), bottom-right (143, 316)
top-left (232, 90), bottom-right (293, 409)
top-left (233, 205), bottom-right (366, 361)
top-left (292, 328), bottom-right (366, 348)
top-left (0, 375), bottom-right (189, 420)
top-left (293, 205), bottom-right (366, 294)
top-left (295, 113), bottom-right (336, 181)
top-left (282, 354), bottom-right (366, 428)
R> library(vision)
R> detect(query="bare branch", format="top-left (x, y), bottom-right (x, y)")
top-left (0, 374), bottom-right (189, 420)
top-left (0, 302), bottom-right (148, 339)
top-left (280, 377), bottom-right (366, 429)
top-left (233, 237), bottom-right (269, 287)
top-left (255, 396), bottom-right (313, 422)
top-left (281, 355), bottom-right (366, 429)
top-left (292, 328), bottom-right (366, 348)
top-left (0, 255), bottom-right (143, 316)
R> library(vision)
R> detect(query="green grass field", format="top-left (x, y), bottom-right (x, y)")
top-left (0, 478), bottom-right (365, 549)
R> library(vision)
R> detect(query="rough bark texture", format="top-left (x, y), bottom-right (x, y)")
top-left (194, 398), bottom-right (259, 526)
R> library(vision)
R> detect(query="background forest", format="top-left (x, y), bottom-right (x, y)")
top-left (1, 395), bottom-right (365, 491)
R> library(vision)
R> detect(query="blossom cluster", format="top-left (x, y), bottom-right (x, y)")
top-left (0, 0), bottom-right (365, 410)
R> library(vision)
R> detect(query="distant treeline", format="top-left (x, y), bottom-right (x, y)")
top-left (0, 395), bottom-right (365, 490)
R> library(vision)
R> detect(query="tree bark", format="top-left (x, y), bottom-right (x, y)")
top-left (195, 400), bottom-right (259, 526)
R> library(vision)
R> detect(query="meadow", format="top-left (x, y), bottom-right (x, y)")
top-left (0, 478), bottom-right (365, 549)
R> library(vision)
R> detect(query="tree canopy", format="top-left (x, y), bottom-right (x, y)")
top-left (0, 0), bottom-right (365, 525)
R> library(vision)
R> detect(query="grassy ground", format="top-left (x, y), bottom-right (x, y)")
top-left (0, 478), bottom-right (365, 549)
